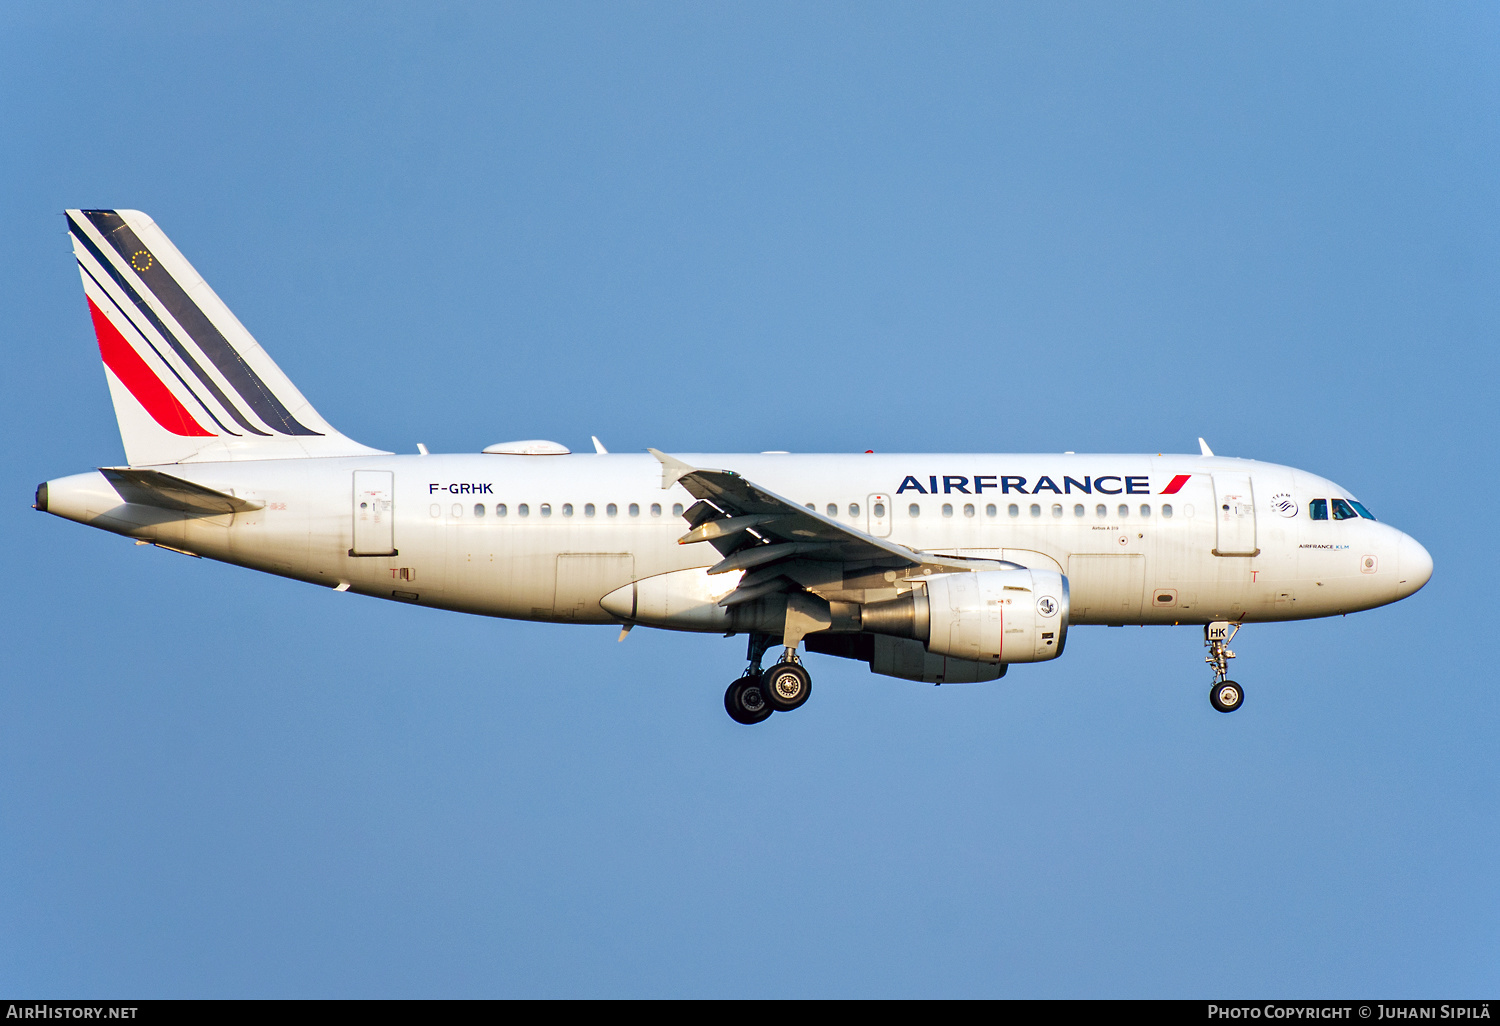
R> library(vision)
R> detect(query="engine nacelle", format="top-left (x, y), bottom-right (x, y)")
top-left (861, 568), bottom-right (1069, 664)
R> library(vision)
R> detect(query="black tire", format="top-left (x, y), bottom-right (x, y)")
top-left (1210, 680), bottom-right (1244, 713)
top-left (761, 662), bottom-right (812, 712)
top-left (725, 675), bottom-right (773, 725)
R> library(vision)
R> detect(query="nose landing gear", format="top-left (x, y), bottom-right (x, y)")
top-left (1206, 621), bottom-right (1244, 713)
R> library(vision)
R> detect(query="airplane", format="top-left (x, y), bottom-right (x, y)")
top-left (36, 209), bottom-right (1434, 724)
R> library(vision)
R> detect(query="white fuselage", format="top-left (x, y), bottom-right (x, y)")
top-left (42, 451), bottom-right (1432, 630)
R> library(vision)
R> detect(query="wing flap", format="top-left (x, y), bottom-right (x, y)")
top-left (649, 450), bottom-right (984, 583)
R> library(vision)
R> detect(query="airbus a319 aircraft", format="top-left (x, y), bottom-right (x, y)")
top-left (38, 210), bottom-right (1433, 723)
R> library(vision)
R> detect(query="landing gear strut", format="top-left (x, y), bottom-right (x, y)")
top-left (723, 633), bottom-right (814, 724)
top-left (1205, 622), bottom-right (1244, 713)
top-left (725, 632), bottom-right (775, 725)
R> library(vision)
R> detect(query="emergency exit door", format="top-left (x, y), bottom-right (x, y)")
top-left (1212, 473), bottom-right (1257, 556)
top-left (352, 470), bottom-right (397, 556)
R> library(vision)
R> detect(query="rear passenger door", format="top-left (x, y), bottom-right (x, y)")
top-left (351, 470), bottom-right (397, 556)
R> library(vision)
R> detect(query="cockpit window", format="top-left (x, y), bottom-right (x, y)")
top-left (1349, 500), bottom-right (1377, 521)
top-left (1309, 499), bottom-right (1328, 521)
top-left (1332, 498), bottom-right (1359, 520)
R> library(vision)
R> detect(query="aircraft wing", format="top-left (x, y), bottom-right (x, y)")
top-left (650, 450), bottom-right (985, 605)
top-left (100, 467), bottom-right (265, 516)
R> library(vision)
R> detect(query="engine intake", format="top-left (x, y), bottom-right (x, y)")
top-left (860, 568), bottom-right (1069, 664)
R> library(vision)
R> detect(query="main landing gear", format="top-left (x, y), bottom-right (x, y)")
top-left (724, 674), bottom-right (772, 724)
top-left (724, 633), bottom-right (814, 725)
top-left (1206, 621), bottom-right (1244, 713)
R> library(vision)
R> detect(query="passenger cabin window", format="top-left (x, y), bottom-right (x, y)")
top-left (1074, 504), bottom-right (1085, 517)
top-left (585, 503), bottom-right (596, 517)
top-left (673, 503), bottom-right (684, 517)
top-left (827, 504), bottom-right (838, 517)
top-left (628, 503), bottom-right (640, 517)
top-left (1029, 504), bottom-right (1041, 518)
top-left (1332, 498), bottom-right (1359, 520)
top-left (963, 503), bottom-right (975, 518)
top-left (1162, 504), bottom-right (1173, 518)
top-left (562, 503), bottom-right (573, 517)
top-left (1008, 504), bottom-right (1019, 518)
top-left (1350, 500), bottom-right (1377, 521)
top-left (850, 503), bottom-right (861, 517)
top-left (606, 503), bottom-right (618, 517)
top-left (942, 504), bottom-right (953, 517)
top-left (872, 502), bottom-right (884, 517)
top-left (1139, 504), bottom-right (1151, 518)
top-left (1309, 499), bottom-right (1328, 521)
top-left (1096, 504), bottom-right (1107, 518)
top-left (518, 503), bottom-right (530, 517)
top-left (909, 504), bottom-right (921, 517)
top-left (650, 503), bottom-right (662, 517)
top-left (473, 503), bottom-right (486, 518)
top-left (985, 504), bottom-right (996, 517)
top-left (496, 504), bottom-right (507, 517)
top-left (1118, 504), bottom-right (1129, 518)
top-left (540, 503), bottom-right (552, 517)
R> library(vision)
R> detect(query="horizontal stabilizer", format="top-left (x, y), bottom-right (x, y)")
top-left (101, 467), bottom-right (264, 515)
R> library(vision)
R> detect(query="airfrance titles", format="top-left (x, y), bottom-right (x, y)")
top-left (894, 473), bottom-right (1191, 496)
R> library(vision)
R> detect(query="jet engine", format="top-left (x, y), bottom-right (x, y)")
top-left (860, 568), bottom-right (1069, 664)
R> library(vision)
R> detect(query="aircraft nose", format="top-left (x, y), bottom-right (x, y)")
top-left (1396, 532), bottom-right (1433, 597)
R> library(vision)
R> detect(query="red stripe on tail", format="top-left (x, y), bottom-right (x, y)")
top-left (87, 298), bottom-right (215, 437)
top-left (1160, 474), bottom-right (1191, 495)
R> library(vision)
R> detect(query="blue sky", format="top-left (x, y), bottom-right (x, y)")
top-left (2, 2), bottom-right (1495, 996)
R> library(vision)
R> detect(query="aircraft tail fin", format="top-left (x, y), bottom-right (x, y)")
top-left (66, 209), bottom-right (387, 466)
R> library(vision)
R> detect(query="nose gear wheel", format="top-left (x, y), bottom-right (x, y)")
top-left (1210, 680), bottom-right (1244, 713)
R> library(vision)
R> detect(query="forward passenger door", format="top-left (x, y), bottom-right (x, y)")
top-left (1212, 473), bottom-right (1257, 556)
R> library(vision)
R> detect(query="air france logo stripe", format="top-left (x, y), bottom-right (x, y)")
top-left (1159, 474), bottom-right (1191, 494)
top-left (87, 297), bottom-right (214, 437)
top-left (68, 213), bottom-right (256, 436)
top-left (79, 210), bottom-right (322, 438)
top-left (77, 257), bottom-right (238, 436)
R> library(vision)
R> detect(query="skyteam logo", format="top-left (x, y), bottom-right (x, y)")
top-left (893, 474), bottom-right (1192, 496)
